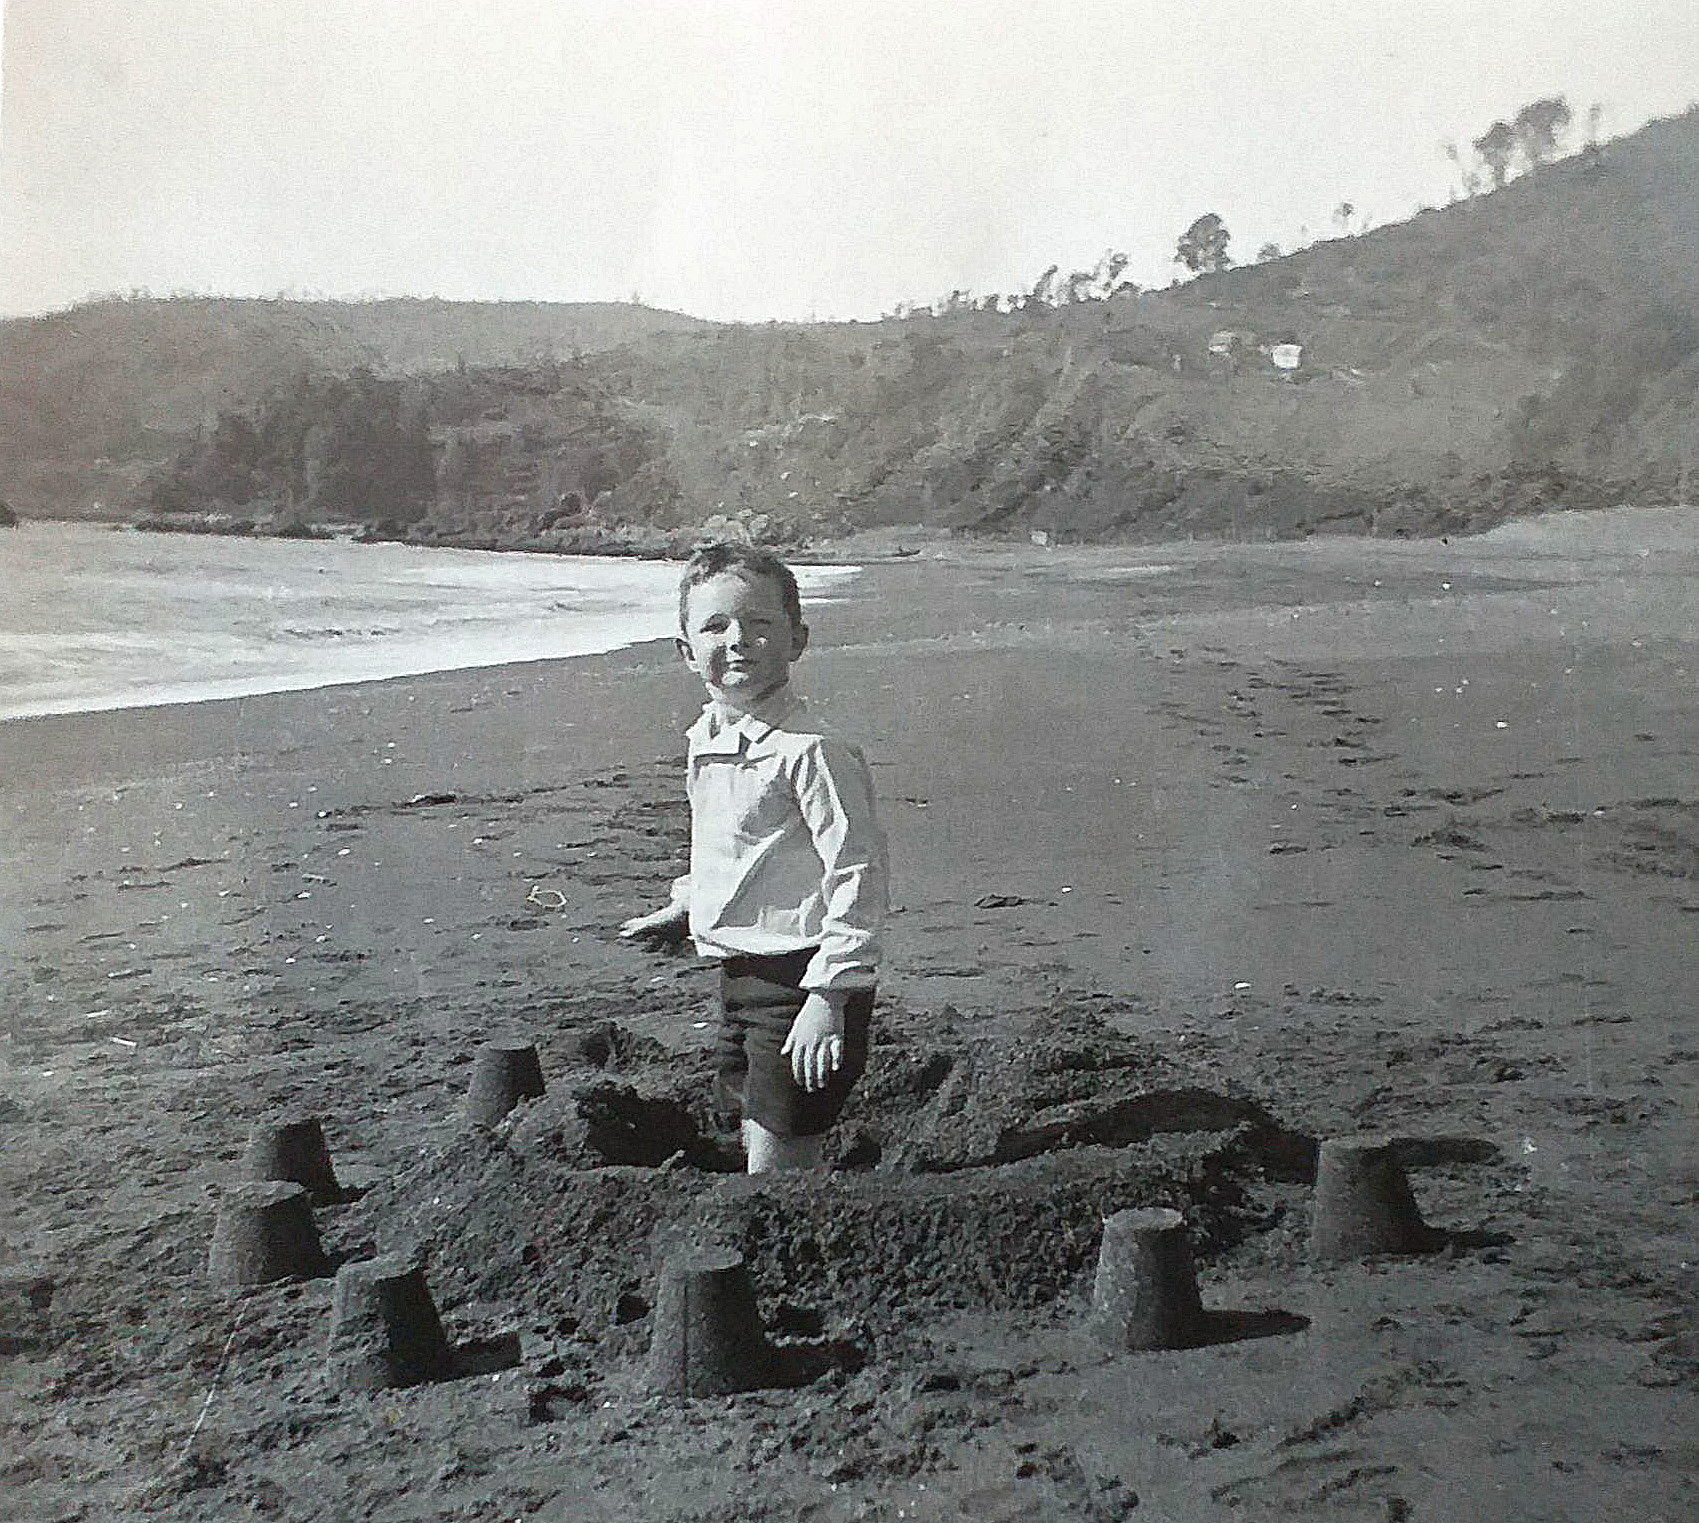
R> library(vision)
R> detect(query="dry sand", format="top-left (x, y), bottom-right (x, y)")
top-left (2, 508), bottom-right (1696, 1522)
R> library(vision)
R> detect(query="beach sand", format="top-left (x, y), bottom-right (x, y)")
top-left (2, 509), bottom-right (1696, 1522)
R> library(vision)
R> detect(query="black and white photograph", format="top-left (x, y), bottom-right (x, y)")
top-left (2, 4), bottom-right (1697, 1519)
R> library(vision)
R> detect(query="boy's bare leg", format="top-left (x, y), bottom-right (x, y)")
top-left (743, 1119), bottom-right (825, 1174)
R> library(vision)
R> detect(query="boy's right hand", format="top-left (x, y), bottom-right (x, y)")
top-left (617, 901), bottom-right (690, 945)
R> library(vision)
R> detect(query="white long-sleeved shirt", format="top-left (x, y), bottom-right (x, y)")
top-left (674, 690), bottom-right (887, 991)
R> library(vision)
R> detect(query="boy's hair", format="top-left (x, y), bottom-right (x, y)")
top-left (677, 542), bottom-right (803, 632)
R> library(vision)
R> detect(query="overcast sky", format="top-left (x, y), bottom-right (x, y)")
top-left (2, 1), bottom-right (1696, 322)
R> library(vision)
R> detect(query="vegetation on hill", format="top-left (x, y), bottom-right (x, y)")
top-left (0, 298), bottom-right (706, 519)
top-left (5, 107), bottom-right (1696, 544)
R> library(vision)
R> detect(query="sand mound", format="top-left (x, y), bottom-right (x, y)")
top-left (357, 1005), bottom-right (1308, 1350)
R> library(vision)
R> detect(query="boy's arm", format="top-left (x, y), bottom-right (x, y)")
top-left (617, 893), bottom-right (689, 941)
top-left (617, 869), bottom-right (691, 943)
top-left (781, 986), bottom-right (851, 1093)
top-left (790, 737), bottom-right (888, 992)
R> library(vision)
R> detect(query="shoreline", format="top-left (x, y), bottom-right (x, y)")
top-left (0, 521), bottom-right (864, 724)
top-left (7, 503), bottom-right (1694, 803)
top-left (0, 633), bottom-right (689, 726)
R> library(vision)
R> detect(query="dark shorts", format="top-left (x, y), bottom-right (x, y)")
top-left (714, 949), bottom-right (873, 1140)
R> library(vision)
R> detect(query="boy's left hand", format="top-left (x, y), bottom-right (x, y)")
top-left (781, 991), bottom-right (847, 1093)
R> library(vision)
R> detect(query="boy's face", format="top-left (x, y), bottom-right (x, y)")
top-left (677, 571), bottom-right (808, 711)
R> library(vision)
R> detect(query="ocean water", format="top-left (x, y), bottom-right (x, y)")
top-left (0, 522), bottom-right (859, 720)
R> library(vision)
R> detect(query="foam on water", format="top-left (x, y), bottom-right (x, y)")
top-left (0, 523), bottom-right (860, 720)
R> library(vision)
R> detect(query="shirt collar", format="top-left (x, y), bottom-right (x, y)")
top-left (687, 687), bottom-right (803, 754)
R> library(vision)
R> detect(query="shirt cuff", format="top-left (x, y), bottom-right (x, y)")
top-left (800, 944), bottom-right (879, 993)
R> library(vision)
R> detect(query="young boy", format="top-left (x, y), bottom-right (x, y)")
top-left (619, 543), bottom-right (888, 1174)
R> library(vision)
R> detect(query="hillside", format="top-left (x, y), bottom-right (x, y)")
top-left (0, 298), bottom-right (708, 517)
top-left (4, 108), bottom-right (1697, 541)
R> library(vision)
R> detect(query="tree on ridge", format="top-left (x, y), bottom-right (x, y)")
top-left (1175, 214), bottom-right (1232, 275)
top-left (1512, 97), bottom-right (1572, 170)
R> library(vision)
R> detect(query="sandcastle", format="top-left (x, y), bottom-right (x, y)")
top-left (203, 1003), bottom-right (1488, 1402)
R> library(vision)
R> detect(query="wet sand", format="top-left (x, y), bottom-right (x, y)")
top-left (2, 509), bottom-right (1696, 1522)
